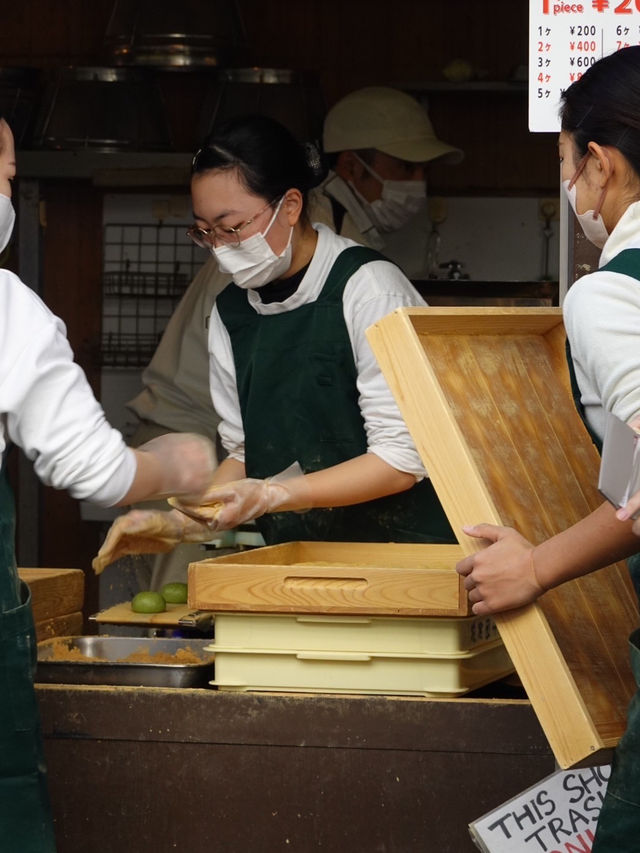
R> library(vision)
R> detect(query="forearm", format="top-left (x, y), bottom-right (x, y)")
top-left (284, 453), bottom-right (415, 511)
top-left (119, 449), bottom-right (170, 505)
top-left (209, 456), bottom-right (246, 487)
top-left (118, 433), bottom-right (216, 506)
top-left (534, 500), bottom-right (639, 590)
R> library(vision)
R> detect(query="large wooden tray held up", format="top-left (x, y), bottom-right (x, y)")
top-left (367, 306), bottom-right (639, 769)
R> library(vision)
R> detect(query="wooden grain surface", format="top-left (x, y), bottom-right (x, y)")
top-left (195, 541), bottom-right (464, 568)
top-left (189, 542), bottom-right (469, 616)
top-left (91, 601), bottom-right (196, 627)
top-left (367, 306), bottom-right (639, 768)
top-left (34, 611), bottom-right (83, 642)
top-left (18, 567), bottom-right (84, 623)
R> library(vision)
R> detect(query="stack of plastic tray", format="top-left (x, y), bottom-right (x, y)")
top-left (188, 541), bottom-right (514, 697)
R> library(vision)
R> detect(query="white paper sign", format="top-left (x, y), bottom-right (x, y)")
top-left (529, 0), bottom-right (640, 131)
top-left (599, 410), bottom-right (640, 508)
top-left (469, 764), bottom-right (610, 852)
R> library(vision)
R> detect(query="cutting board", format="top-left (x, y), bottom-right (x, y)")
top-left (91, 601), bottom-right (201, 627)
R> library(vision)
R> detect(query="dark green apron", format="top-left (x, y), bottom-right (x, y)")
top-left (0, 458), bottom-right (57, 852)
top-left (592, 630), bottom-right (640, 852)
top-left (565, 249), bottom-right (640, 852)
top-left (216, 245), bottom-right (454, 545)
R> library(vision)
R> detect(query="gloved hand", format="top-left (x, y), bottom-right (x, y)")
top-left (134, 432), bottom-right (217, 503)
top-left (170, 464), bottom-right (313, 531)
top-left (92, 508), bottom-right (213, 575)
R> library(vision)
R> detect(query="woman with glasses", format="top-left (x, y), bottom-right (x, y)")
top-left (93, 113), bottom-right (455, 571)
top-left (455, 46), bottom-right (640, 852)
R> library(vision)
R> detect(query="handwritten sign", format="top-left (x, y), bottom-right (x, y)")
top-left (529, 0), bottom-right (640, 131)
top-left (469, 764), bottom-right (610, 852)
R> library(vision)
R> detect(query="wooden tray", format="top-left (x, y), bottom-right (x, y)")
top-left (18, 567), bottom-right (84, 624)
top-left (188, 542), bottom-right (468, 616)
top-left (367, 306), bottom-right (639, 768)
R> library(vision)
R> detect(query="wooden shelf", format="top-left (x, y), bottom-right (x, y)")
top-left (16, 150), bottom-right (192, 185)
top-left (403, 80), bottom-right (527, 93)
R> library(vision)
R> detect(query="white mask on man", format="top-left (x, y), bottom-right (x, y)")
top-left (351, 153), bottom-right (427, 233)
top-left (562, 179), bottom-right (609, 250)
top-left (211, 198), bottom-right (293, 290)
top-left (0, 194), bottom-right (16, 254)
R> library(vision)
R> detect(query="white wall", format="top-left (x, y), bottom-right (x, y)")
top-left (383, 196), bottom-right (560, 282)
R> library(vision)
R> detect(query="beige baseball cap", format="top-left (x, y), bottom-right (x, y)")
top-left (323, 86), bottom-right (463, 164)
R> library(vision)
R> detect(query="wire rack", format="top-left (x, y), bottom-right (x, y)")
top-left (101, 222), bottom-right (203, 367)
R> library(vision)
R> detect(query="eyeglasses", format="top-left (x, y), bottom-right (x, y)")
top-left (186, 198), bottom-right (278, 249)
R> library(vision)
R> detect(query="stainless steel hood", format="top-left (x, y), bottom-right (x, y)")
top-left (31, 66), bottom-right (173, 152)
top-left (103, 0), bottom-right (245, 69)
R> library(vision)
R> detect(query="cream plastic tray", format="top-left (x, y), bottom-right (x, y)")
top-left (213, 612), bottom-right (499, 656)
top-left (206, 641), bottom-right (514, 697)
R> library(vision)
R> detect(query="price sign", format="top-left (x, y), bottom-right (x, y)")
top-left (529, 0), bottom-right (640, 131)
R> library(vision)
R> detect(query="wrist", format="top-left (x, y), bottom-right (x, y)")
top-left (266, 476), bottom-right (313, 513)
top-left (529, 547), bottom-right (547, 594)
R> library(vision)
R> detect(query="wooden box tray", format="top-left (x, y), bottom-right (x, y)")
top-left (188, 541), bottom-right (468, 617)
top-left (367, 306), bottom-right (639, 768)
top-left (18, 568), bottom-right (84, 623)
top-left (18, 568), bottom-right (85, 641)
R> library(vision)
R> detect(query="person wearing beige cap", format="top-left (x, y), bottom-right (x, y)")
top-left (310, 86), bottom-right (463, 274)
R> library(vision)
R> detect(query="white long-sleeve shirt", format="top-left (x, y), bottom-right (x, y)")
top-left (208, 223), bottom-right (428, 478)
top-left (564, 200), bottom-right (640, 441)
top-left (0, 270), bottom-right (135, 506)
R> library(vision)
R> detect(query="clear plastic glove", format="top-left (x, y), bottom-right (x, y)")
top-left (92, 508), bottom-right (213, 575)
top-left (133, 432), bottom-right (216, 503)
top-left (455, 523), bottom-right (545, 616)
top-left (170, 462), bottom-right (313, 532)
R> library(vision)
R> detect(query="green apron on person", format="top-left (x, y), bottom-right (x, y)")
top-left (565, 247), bottom-right (640, 852)
top-left (216, 245), bottom-right (454, 546)
top-left (0, 458), bottom-right (57, 852)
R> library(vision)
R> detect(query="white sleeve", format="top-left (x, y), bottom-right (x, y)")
top-left (208, 302), bottom-right (246, 463)
top-left (563, 271), bottom-right (640, 440)
top-left (0, 276), bottom-right (135, 506)
top-left (343, 260), bottom-right (428, 478)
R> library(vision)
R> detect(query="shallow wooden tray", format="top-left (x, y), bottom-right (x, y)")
top-left (189, 541), bottom-right (468, 616)
top-left (367, 306), bottom-right (639, 768)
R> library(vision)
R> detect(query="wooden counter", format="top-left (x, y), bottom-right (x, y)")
top-left (37, 684), bottom-right (554, 853)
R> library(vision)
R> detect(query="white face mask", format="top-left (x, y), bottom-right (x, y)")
top-left (351, 154), bottom-right (427, 233)
top-left (0, 195), bottom-right (15, 254)
top-left (562, 156), bottom-right (609, 250)
top-left (211, 198), bottom-right (293, 290)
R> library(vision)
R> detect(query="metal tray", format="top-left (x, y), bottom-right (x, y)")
top-left (36, 636), bottom-right (215, 688)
